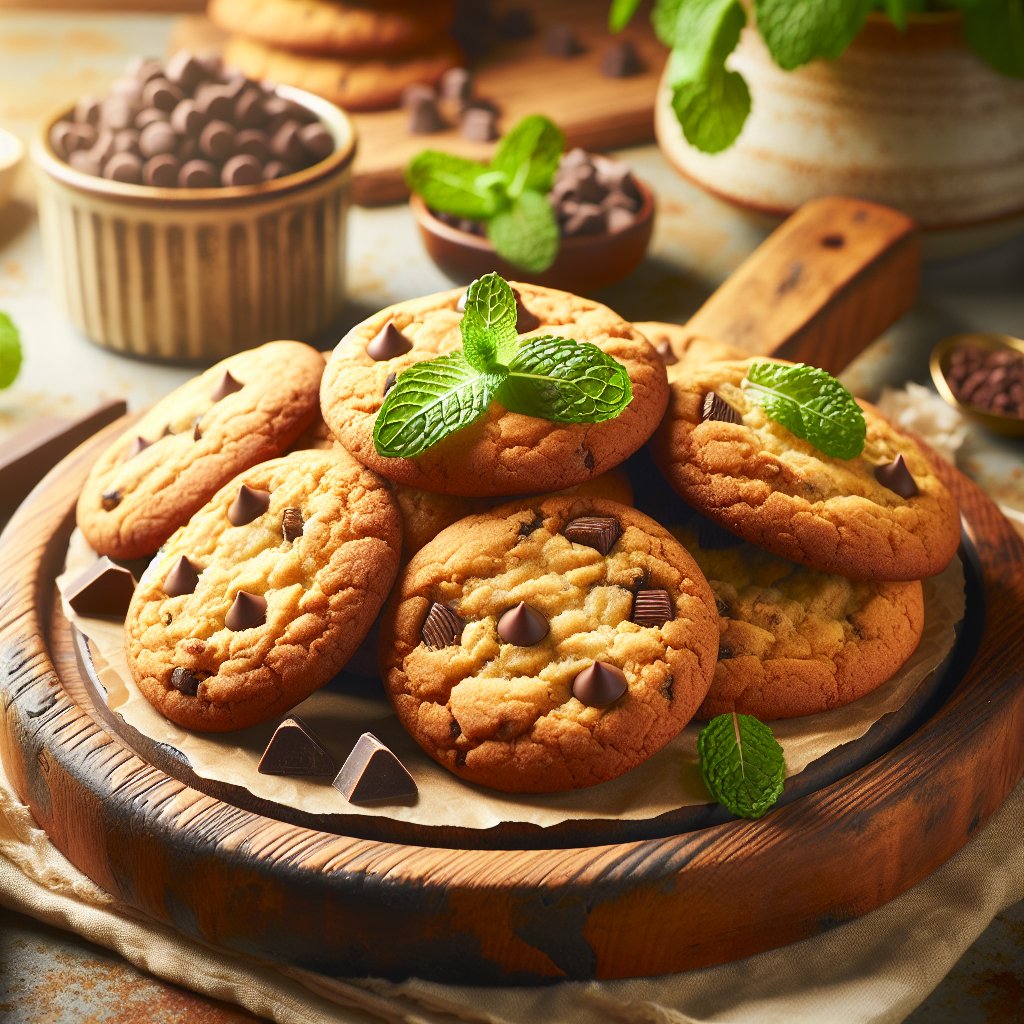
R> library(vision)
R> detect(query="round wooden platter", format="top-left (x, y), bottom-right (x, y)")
top-left (1, 424), bottom-right (1023, 985)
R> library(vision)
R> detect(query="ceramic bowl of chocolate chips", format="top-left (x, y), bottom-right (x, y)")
top-left (411, 147), bottom-right (655, 294)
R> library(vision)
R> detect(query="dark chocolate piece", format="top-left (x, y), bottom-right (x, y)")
top-left (164, 555), bottom-right (200, 597)
top-left (228, 484), bottom-right (271, 526)
top-left (101, 489), bottom-right (122, 511)
top-left (601, 40), bottom-right (645, 77)
top-left (408, 94), bottom-right (447, 134)
top-left (655, 340), bottom-right (678, 366)
top-left (366, 321), bottom-right (413, 360)
top-left (631, 589), bottom-right (674, 628)
top-left (572, 661), bottom-right (627, 707)
top-left (211, 368), bottom-right (244, 401)
top-left (258, 717), bottom-right (335, 777)
top-left (564, 516), bottom-right (621, 555)
top-left (65, 557), bottom-right (135, 619)
top-left (421, 602), bottom-right (464, 649)
top-left (221, 153), bottom-right (261, 186)
top-left (179, 158), bottom-right (218, 188)
top-left (125, 435), bottom-right (151, 460)
top-left (103, 152), bottom-right (143, 184)
top-left (545, 23), bottom-right (584, 57)
top-left (496, 602), bottom-right (549, 646)
top-left (461, 106), bottom-right (498, 142)
top-left (383, 371), bottom-right (398, 396)
top-left (701, 391), bottom-right (742, 425)
top-left (401, 83), bottom-right (435, 110)
top-left (143, 153), bottom-right (179, 187)
top-left (333, 732), bottom-right (417, 805)
top-left (282, 506), bottom-right (304, 541)
top-left (298, 122), bottom-right (334, 161)
top-left (226, 590), bottom-right (267, 631)
top-left (874, 454), bottom-right (919, 499)
top-left (170, 666), bottom-right (201, 696)
top-left (440, 67), bottom-right (472, 105)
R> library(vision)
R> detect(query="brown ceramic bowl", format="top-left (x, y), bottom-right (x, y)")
top-left (32, 85), bottom-right (356, 364)
top-left (410, 175), bottom-right (655, 294)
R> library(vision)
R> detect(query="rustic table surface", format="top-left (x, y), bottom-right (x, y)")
top-left (0, 8), bottom-right (1022, 1023)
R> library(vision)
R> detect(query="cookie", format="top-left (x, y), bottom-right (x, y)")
top-left (209, 0), bottom-right (455, 58)
top-left (125, 448), bottom-right (401, 732)
top-left (652, 357), bottom-right (961, 580)
top-left (379, 498), bottom-right (719, 793)
top-left (321, 284), bottom-right (669, 497)
top-left (77, 341), bottom-right (325, 560)
top-left (223, 34), bottom-right (462, 112)
top-left (633, 321), bottom-right (742, 380)
top-left (672, 522), bottom-right (925, 720)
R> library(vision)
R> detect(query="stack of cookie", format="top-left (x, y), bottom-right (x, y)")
top-left (210, 0), bottom-right (462, 111)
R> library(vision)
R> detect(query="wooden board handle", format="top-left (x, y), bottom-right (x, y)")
top-left (683, 197), bottom-right (920, 375)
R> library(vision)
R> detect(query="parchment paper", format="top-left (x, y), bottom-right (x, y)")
top-left (59, 529), bottom-right (965, 830)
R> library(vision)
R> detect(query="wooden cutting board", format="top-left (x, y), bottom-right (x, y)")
top-left (170, 0), bottom-right (664, 205)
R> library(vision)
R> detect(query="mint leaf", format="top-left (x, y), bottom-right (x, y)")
top-left (486, 189), bottom-right (560, 273)
top-left (671, 66), bottom-right (751, 153)
top-left (498, 335), bottom-right (633, 422)
top-left (373, 353), bottom-right (499, 458)
top-left (610, 0), bottom-right (644, 31)
top-left (406, 151), bottom-right (505, 220)
top-left (743, 361), bottom-right (866, 460)
top-left (961, 0), bottom-right (1024, 77)
top-left (0, 312), bottom-right (22, 389)
top-left (878, 0), bottom-right (928, 31)
top-left (460, 273), bottom-right (518, 369)
top-left (655, 0), bottom-right (742, 60)
top-left (490, 115), bottom-right (565, 197)
top-left (754, 0), bottom-right (873, 70)
top-left (698, 712), bottom-right (785, 819)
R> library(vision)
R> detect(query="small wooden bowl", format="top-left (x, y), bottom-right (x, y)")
top-left (0, 126), bottom-right (24, 215)
top-left (410, 177), bottom-right (656, 294)
top-left (32, 86), bottom-right (357, 364)
top-left (930, 332), bottom-right (1024, 438)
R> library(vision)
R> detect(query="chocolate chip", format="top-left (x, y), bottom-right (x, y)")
top-left (572, 662), bottom-right (627, 707)
top-left (263, 160), bottom-right (294, 181)
top-left (192, 416), bottom-right (203, 440)
top-left (518, 512), bottom-right (545, 537)
top-left (874, 454), bottom-right (919, 499)
top-left (135, 106), bottom-right (168, 130)
top-left (449, 719), bottom-right (462, 738)
top-left (401, 83), bottom-right (435, 109)
top-left (718, 645), bottom-right (734, 660)
top-left (408, 95), bottom-right (447, 134)
top-left (421, 602), bottom-right (464, 649)
top-left (715, 595), bottom-right (731, 618)
top-left (333, 732), bottom-right (417, 805)
top-left (169, 98), bottom-right (204, 137)
top-left (545, 23), bottom-right (583, 57)
top-left (702, 391), bottom-right (742, 425)
top-left (383, 371), bottom-right (397, 396)
top-left (564, 516), bottom-right (621, 555)
top-left (440, 67), bottom-right (473, 104)
top-left (103, 152), bottom-right (143, 184)
top-left (210, 368), bottom-right (243, 401)
top-left (366, 321), bottom-right (413, 360)
top-left (298, 122), bottom-right (334, 161)
top-left (178, 158), bottom-right (218, 188)
top-left (101, 489), bottom-right (122, 511)
top-left (199, 119), bottom-right (235, 161)
top-left (235, 128), bottom-right (269, 161)
top-left (583, 448), bottom-right (596, 471)
top-left (194, 82), bottom-right (233, 120)
top-left (125, 436), bottom-right (151, 460)
top-left (144, 153), bottom-right (179, 187)
top-left (165, 52), bottom-right (205, 92)
top-left (282, 507), bottom-right (304, 541)
top-left (102, 96), bottom-right (138, 131)
top-left (496, 602), bottom-right (549, 646)
top-left (226, 590), bottom-right (267, 631)
top-left (606, 206), bottom-right (636, 233)
top-left (221, 153), bottom-right (262, 186)
top-left (631, 589), bottom-right (674, 628)
top-left (65, 557), bottom-right (135, 619)
top-left (270, 121), bottom-right (306, 162)
top-left (75, 97), bottom-right (101, 125)
top-left (228, 484), bottom-right (271, 526)
top-left (163, 612), bottom-right (173, 626)
top-left (138, 121), bottom-right (177, 158)
top-left (655, 340), bottom-right (678, 366)
top-left (461, 106), bottom-right (498, 142)
top-left (170, 667), bottom-right (201, 695)
top-left (164, 555), bottom-right (200, 597)
top-left (601, 40), bottom-right (645, 77)
top-left (563, 202), bottom-right (605, 237)
top-left (258, 717), bottom-right (335, 777)
top-left (143, 78), bottom-right (183, 113)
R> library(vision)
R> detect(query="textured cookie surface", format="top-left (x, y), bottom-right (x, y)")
top-left (125, 448), bottom-right (401, 732)
top-left (77, 341), bottom-right (324, 560)
top-left (673, 523), bottom-right (925, 720)
top-left (652, 358), bottom-right (961, 580)
top-left (321, 284), bottom-right (669, 497)
top-left (633, 321), bottom-right (742, 382)
top-left (379, 498), bottom-right (718, 792)
top-left (223, 34), bottom-right (461, 111)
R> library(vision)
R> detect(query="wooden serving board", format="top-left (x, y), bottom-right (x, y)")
top-left (3, 198), bottom-right (1023, 984)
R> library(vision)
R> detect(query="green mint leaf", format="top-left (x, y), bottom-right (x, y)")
top-left (671, 66), bottom-right (751, 153)
top-left (373, 352), bottom-right (500, 458)
top-left (962, 0), bottom-right (1024, 77)
top-left (743, 361), bottom-right (867, 460)
top-left (698, 713), bottom-right (785, 820)
top-left (406, 151), bottom-right (505, 220)
top-left (610, 0), bottom-right (644, 32)
top-left (460, 273), bottom-right (518, 369)
top-left (878, 0), bottom-right (928, 32)
top-left (754, 0), bottom-right (873, 70)
top-left (0, 312), bottom-right (23, 389)
top-left (486, 189), bottom-right (560, 273)
top-left (498, 335), bottom-right (633, 423)
top-left (490, 115), bottom-right (565, 198)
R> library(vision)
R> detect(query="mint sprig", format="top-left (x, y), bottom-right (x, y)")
top-left (373, 273), bottom-right (633, 458)
top-left (0, 312), bottom-right (23, 389)
top-left (742, 361), bottom-right (866, 460)
top-left (754, 0), bottom-right (874, 70)
top-left (698, 712), bottom-right (785, 819)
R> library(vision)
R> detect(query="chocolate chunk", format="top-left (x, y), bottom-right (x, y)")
top-left (497, 602), bottom-right (549, 646)
top-left (563, 202), bottom-right (605, 237)
top-left (366, 321), bottom-right (413, 360)
top-left (572, 661), bottom-right (627, 707)
top-left (715, 595), bottom-right (731, 618)
top-left (135, 106), bottom-right (168, 130)
top-left (199, 119), bottom-right (235, 161)
top-left (263, 160), bottom-right (294, 181)
top-left (421, 602), bottom-right (464, 649)
top-left (144, 153), bottom-right (180, 187)
top-left (282, 507), bottom-right (304, 541)
top-left (194, 82), bottom-right (234, 120)
top-left (138, 121), bottom-right (177, 158)
top-left (564, 516), bottom-right (621, 555)
top-left (655, 340), bottom-right (678, 366)
top-left (383, 371), bottom-right (397, 396)
top-left (234, 87), bottom-right (268, 129)
top-left (164, 555), bottom-right (200, 597)
top-left (211, 368), bottom-right (244, 401)
top-left (235, 128), bottom-right (270, 161)
top-left (143, 78), bottom-right (183, 113)
top-left (461, 106), bottom-right (498, 142)
top-left (333, 732), bottom-right (417, 805)
top-left (718, 645), bottom-right (734, 661)
top-left (874, 454), bottom-right (919, 499)
top-left (545, 23), bottom-right (584, 57)
top-left (221, 154), bottom-right (261, 186)
top-left (101, 489), bottom-right (122, 511)
top-left (258, 717), bottom-right (335, 777)
top-left (192, 416), bottom-right (203, 441)
top-left (170, 667), bottom-right (202, 695)
top-left (102, 96), bottom-right (138, 131)
top-left (103, 152), bottom-right (143, 184)
top-left (178, 158), bottom-right (218, 188)
top-left (226, 590), bottom-right (267, 631)
top-left (440, 67), bottom-right (473, 104)
top-left (606, 206), bottom-right (636, 233)
top-left (228, 484), bottom-right (271, 526)
top-left (601, 40), bottom-right (645, 77)
top-left (408, 94), bottom-right (447, 134)
top-left (112, 129), bottom-right (139, 155)
top-left (512, 291), bottom-right (541, 333)
top-left (298, 122), bottom-right (334, 161)
top-left (270, 121), bottom-right (307, 162)
top-left (165, 52), bottom-right (206, 92)
top-left (701, 391), bottom-right (742, 425)
top-left (125, 435), bottom-right (151, 460)
top-left (518, 512), bottom-right (545, 536)
top-left (65, 556), bottom-right (135, 619)
top-left (169, 98), bottom-right (204, 137)
top-left (631, 589), bottom-right (674, 628)
top-left (75, 97), bottom-right (101, 125)
top-left (401, 83), bottom-right (435, 109)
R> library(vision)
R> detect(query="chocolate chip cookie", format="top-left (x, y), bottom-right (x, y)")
top-left (321, 284), bottom-right (669, 497)
top-left (672, 521), bottom-right (926, 720)
top-left (125, 448), bottom-right (402, 732)
top-left (77, 341), bottom-right (324, 560)
top-left (652, 358), bottom-right (961, 580)
top-left (379, 497), bottom-right (718, 792)
top-left (633, 321), bottom-right (742, 380)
